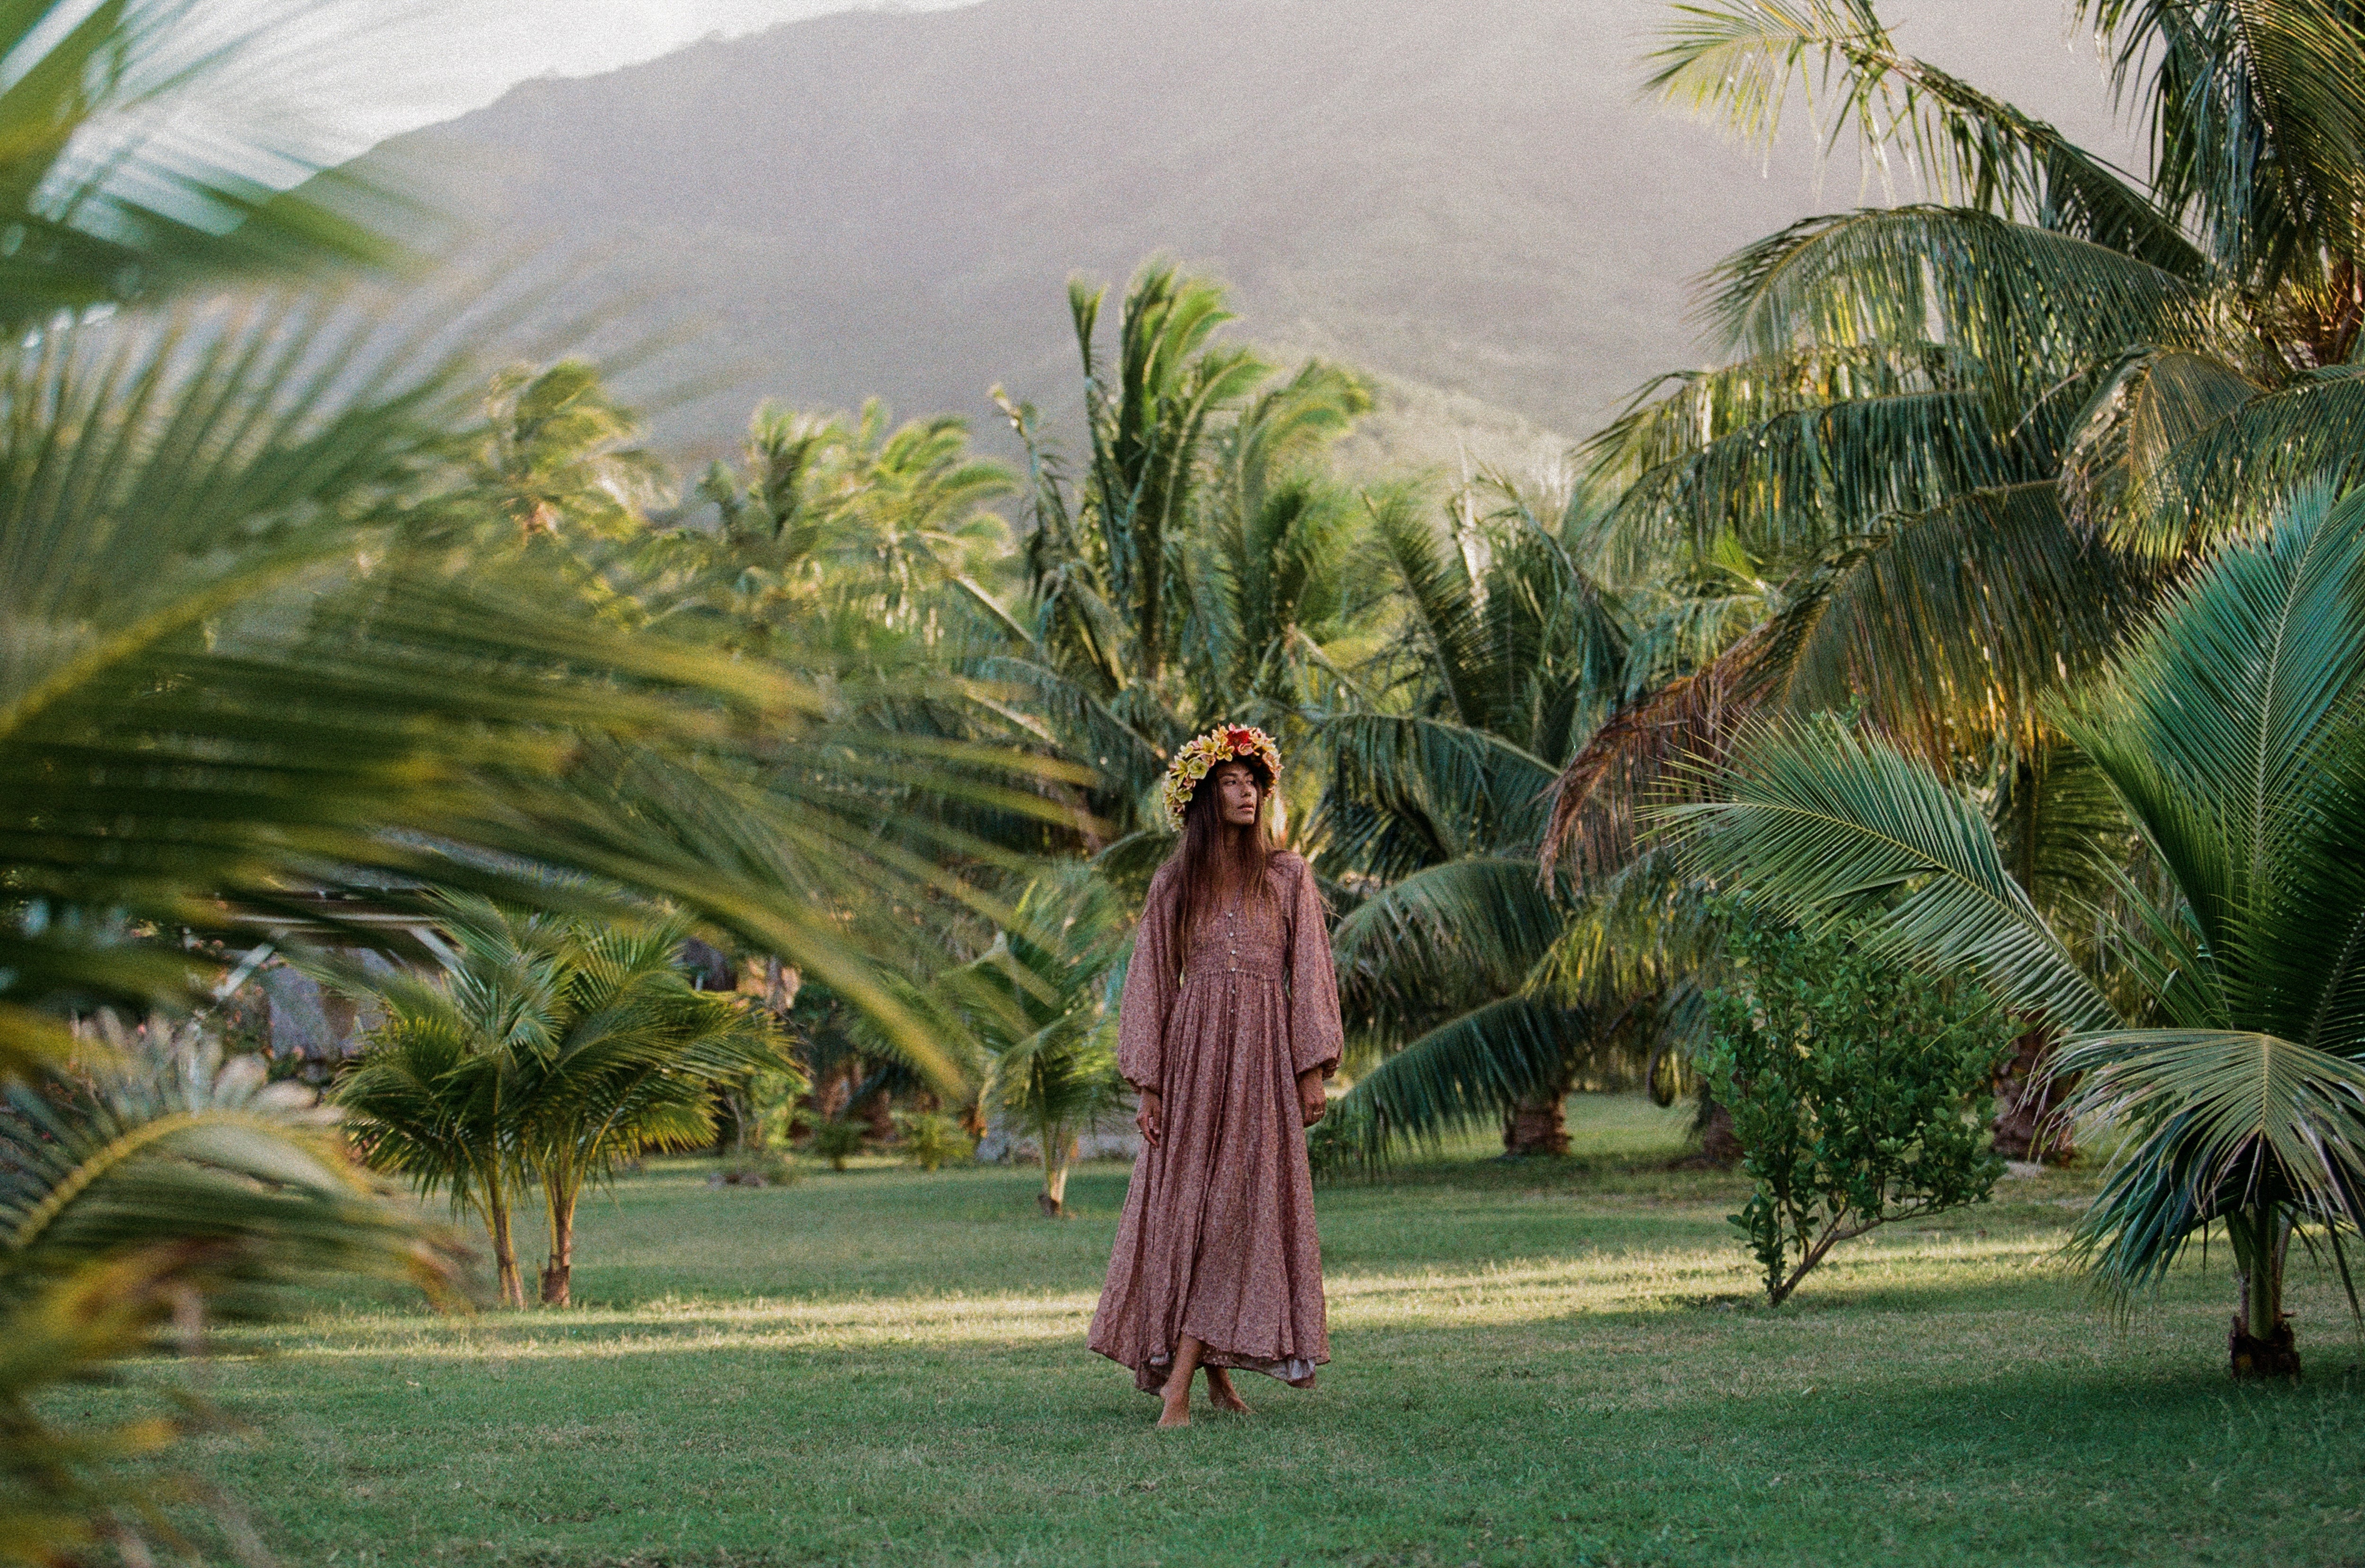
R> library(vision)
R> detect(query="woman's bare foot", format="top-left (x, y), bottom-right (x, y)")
top-left (1155, 1335), bottom-right (1203, 1428)
top-left (1205, 1368), bottom-right (1253, 1415)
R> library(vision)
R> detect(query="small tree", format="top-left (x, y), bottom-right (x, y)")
top-left (340, 897), bottom-right (783, 1306)
top-left (928, 871), bottom-right (1130, 1217)
top-left (1704, 916), bottom-right (2014, 1305)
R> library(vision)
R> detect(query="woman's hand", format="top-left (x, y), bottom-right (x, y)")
top-left (1135, 1089), bottom-right (1162, 1149)
top-left (1297, 1069), bottom-right (1328, 1127)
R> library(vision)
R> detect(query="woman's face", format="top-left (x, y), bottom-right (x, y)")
top-left (1210, 761), bottom-right (1262, 826)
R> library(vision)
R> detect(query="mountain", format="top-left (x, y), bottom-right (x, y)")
top-left (368, 0), bottom-right (2132, 467)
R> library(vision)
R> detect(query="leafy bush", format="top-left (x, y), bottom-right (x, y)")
top-left (1704, 916), bottom-right (2015, 1305)
top-left (894, 1111), bottom-right (975, 1172)
top-left (809, 1119), bottom-right (868, 1171)
top-left (712, 1148), bottom-right (799, 1187)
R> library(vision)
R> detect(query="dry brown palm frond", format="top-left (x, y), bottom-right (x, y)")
top-left (1540, 616), bottom-right (1800, 880)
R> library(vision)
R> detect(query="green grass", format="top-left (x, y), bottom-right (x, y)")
top-left (94, 1096), bottom-right (2365, 1567)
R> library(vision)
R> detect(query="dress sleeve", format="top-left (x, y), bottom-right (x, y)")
top-left (1116, 870), bottom-right (1180, 1092)
top-left (1285, 859), bottom-right (1343, 1079)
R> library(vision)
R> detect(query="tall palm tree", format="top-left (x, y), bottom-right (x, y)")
top-left (985, 262), bottom-right (1370, 844)
top-left (1313, 478), bottom-right (1638, 1163)
top-left (1555, 0), bottom-right (2365, 873)
top-left (1663, 482), bottom-right (2365, 1377)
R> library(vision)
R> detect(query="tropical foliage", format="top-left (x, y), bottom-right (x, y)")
top-left (337, 898), bottom-right (783, 1306)
top-left (1664, 484), bottom-right (2365, 1372)
top-left (1546, 0), bottom-right (2365, 988)
top-left (0, 0), bottom-right (1063, 1549)
top-left (919, 872), bottom-right (1131, 1216)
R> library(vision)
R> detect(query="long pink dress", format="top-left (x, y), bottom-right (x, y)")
top-left (1088, 850), bottom-right (1343, 1393)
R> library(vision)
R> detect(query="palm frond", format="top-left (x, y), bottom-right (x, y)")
top-left (2061, 347), bottom-right (2265, 553)
top-left (2058, 1028), bottom-right (2365, 1301)
top-left (1332, 858), bottom-right (1562, 1043)
top-left (1531, 845), bottom-right (1730, 1007)
top-left (1656, 715), bottom-right (2119, 1030)
top-left (1321, 996), bottom-right (1593, 1168)
top-left (2058, 480), bottom-right (2365, 1049)
top-left (1702, 206), bottom-right (2207, 369)
top-left (0, 0), bottom-right (427, 320)
top-left (1586, 343), bottom-right (2019, 560)
top-left (1310, 713), bottom-right (1558, 874)
top-left (1650, 0), bottom-right (2206, 275)
top-left (1542, 611), bottom-right (1794, 879)
top-left (1364, 484), bottom-right (1504, 729)
top-left (0, 1035), bottom-right (460, 1310)
top-left (2077, 0), bottom-right (2365, 287)
top-left (2131, 368), bottom-right (2365, 556)
top-left (1788, 482), bottom-right (2144, 754)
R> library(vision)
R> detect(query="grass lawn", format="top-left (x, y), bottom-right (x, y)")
top-left (96, 1095), bottom-right (2365, 1567)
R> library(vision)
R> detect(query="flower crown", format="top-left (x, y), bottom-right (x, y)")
top-left (1162, 725), bottom-right (1283, 830)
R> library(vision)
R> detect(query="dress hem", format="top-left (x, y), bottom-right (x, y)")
top-left (1093, 1340), bottom-right (1326, 1395)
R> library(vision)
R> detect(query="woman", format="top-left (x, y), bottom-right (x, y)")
top-left (1087, 725), bottom-right (1342, 1428)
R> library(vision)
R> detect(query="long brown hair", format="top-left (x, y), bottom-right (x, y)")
top-left (1169, 757), bottom-right (1277, 942)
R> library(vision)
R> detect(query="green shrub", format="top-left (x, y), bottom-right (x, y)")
top-left (712, 1148), bottom-right (798, 1188)
top-left (893, 1110), bottom-right (975, 1172)
top-left (1704, 916), bottom-right (2015, 1305)
top-left (809, 1118), bottom-right (867, 1172)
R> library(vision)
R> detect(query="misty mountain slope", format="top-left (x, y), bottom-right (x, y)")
top-left (375, 0), bottom-right (2128, 459)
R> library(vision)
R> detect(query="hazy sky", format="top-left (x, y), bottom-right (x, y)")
top-left (266, 0), bottom-right (976, 151)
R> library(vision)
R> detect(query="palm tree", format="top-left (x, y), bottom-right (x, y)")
top-left (662, 397), bottom-right (1016, 657)
top-left (1662, 482), bottom-right (2365, 1377)
top-left (334, 920), bottom-right (543, 1307)
top-left (477, 359), bottom-right (670, 541)
top-left (341, 897), bottom-right (783, 1305)
top-left (920, 871), bottom-right (1131, 1216)
top-left (1529, 0), bottom-right (2365, 1160)
top-left (1554, 0), bottom-right (2365, 885)
top-left (1312, 477), bottom-right (1655, 1163)
top-left (984, 262), bottom-right (1371, 844)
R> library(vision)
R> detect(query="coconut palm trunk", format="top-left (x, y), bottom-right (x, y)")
top-left (1038, 1126), bottom-right (1078, 1218)
top-left (478, 1166), bottom-right (526, 1308)
top-left (539, 1170), bottom-right (578, 1307)
top-left (2226, 1204), bottom-right (2299, 1379)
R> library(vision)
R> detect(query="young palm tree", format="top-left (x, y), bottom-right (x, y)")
top-left (335, 922), bottom-right (554, 1307)
top-left (1662, 482), bottom-right (2365, 1377)
top-left (342, 898), bottom-right (784, 1306)
top-left (923, 872), bottom-right (1131, 1216)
